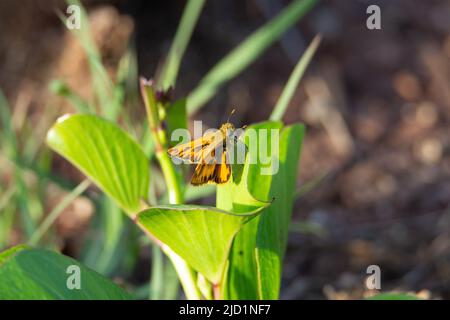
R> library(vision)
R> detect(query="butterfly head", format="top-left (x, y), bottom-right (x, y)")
top-left (220, 122), bottom-right (235, 132)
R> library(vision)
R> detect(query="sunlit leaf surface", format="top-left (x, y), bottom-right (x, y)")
top-left (217, 121), bottom-right (305, 299)
top-left (0, 245), bottom-right (131, 299)
top-left (137, 203), bottom-right (267, 284)
top-left (47, 114), bottom-right (149, 214)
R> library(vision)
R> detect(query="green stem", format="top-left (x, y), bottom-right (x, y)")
top-left (213, 284), bottom-right (222, 300)
top-left (154, 132), bottom-right (202, 299)
top-left (156, 150), bottom-right (202, 299)
top-left (28, 179), bottom-right (91, 245)
top-left (163, 245), bottom-right (202, 300)
top-left (157, 151), bottom-right (183, 204)
top-left (140, 78), bottom-right (202, 300)
top-left (149, 245), bottom-right (163, 299)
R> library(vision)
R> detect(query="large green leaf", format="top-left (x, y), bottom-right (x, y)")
top-left (137, 203), bottom-right (267, 284)
top-left (46, 114), bottom-right (149, 214)
top-left (217, 121), bottom-right (305, 299)
top-left (0, 245), bottom-right (131, 299)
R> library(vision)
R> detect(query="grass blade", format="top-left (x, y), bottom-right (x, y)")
top-left (65, 0), bottom-right (115, 119)
top-left (149, 245), bottom-right (164, 299)
top-left (82, 195), bottom-right (126, 276)
top-left (158, 0), bottom-right (206, 89)
top-left (14, 172), bottom-right (38, 238)
top-left (270, 35), bottom-right (321, 121)
top-left (187, 0), bottom-right (318, 114)
top-left (161, 257), bottom-right (180, 299)
top-left (0, 90), bottom-right (37, 237)
top-left (0, 186), bottom-right (17, 247)
top-left (49, 79), bottom-right (92, 113)
top-left (28, 179), bottom-right (90, 245)
top-left (0, 90), bottom-right (18, 159)
top-left (0, 185), bottom-right (16, 212)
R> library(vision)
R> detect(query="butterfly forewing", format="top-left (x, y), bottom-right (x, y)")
top-left (168, 130), bottom-right (220, 163)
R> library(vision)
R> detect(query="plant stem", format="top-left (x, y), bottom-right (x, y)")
top-left (163, 245), bottom-right (202, 300)
top-left (213, 283), bottom-right (222, 300)
top-left (155, 145), bottom-right (203, 299)
top-left (149, 245), bottom-right (163, 299)
top-left (157, 151), bottom-right (183, 204)
top-left (140, 78), bottom-right (202, 300)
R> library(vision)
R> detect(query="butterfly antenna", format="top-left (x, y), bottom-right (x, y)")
top-left (227, 108), bottom-right (236, 123)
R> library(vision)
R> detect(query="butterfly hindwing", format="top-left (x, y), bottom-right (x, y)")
top-left (191, 150), bottom-right (231, 186)
top-left (213, 152), bottom-right (231, 184)
top-left (191, 163), bottom-right (217, 186)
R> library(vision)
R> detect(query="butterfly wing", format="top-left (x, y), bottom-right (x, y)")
top-left (168, 129), bottom-right (227, 164)
top-left (168, 131), bottom-right (220, 163)
top-left (168, 125), bottom-right (234, 186)
top-left (191, 163), bottom-right (217, 186)
top-left (191, 150), bottom-right (231, 186)
top-left (213, 152), bottom-right (231, 184)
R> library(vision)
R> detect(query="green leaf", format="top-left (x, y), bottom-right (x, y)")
top-left (0, 245), bottom-right (131, 299)
top-left (217, 121), bottom-right (305, 299)
top-left (46, 114), bottom-right (149, 214)
top-left (137, 203), bottom-right (267, 284)
top-left (187, 0), bottom-right (318, 114)
top-left (165, 98), bottom-right (188, 147)
top-left (0, 244), bottom-right (27, 266)
top-left (269, 35), bottom-right (321, 121)
top-left (158, 0), bottom-right (206, 89)
top-left (366, 293), bottom-right (421, 300)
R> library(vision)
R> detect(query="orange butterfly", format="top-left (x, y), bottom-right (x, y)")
top-left (168, 112), bottom-right (244, 186)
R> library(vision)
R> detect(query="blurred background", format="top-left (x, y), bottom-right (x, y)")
top-left (0, 0), bottom-right (449, 299)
